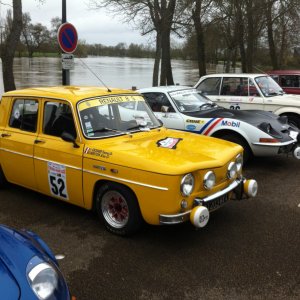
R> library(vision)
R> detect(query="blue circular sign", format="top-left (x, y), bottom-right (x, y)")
top-left (57, 22), bottom-right (78, 54)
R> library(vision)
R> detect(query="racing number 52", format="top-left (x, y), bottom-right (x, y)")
top-left (49, 175), bottom-right (67, 198)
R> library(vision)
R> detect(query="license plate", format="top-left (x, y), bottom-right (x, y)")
top-left (203, 194), bottom-right (228, 212)
top-left (289, 131), bottom-right (298, 140)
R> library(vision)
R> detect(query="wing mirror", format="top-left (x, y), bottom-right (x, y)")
top-left (61, 131), bottom-right (80, 148)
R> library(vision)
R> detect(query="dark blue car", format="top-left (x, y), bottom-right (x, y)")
top-left (0, 224), bottom-right (71, 300)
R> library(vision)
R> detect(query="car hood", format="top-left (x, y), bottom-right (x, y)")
top-left (0, 258), bottom-right (20, 299)
top-left (83, 127), bottom-right (242, 174)
top-left (268, 93), bottom-right (300, 105)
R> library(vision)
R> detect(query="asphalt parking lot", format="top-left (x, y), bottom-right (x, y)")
top-left (0, 155), bottom-right (299, 300)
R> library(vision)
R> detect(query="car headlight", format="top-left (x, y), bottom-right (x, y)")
top-left (235, 154), bottom-right (243, 173)
top-left (27, 258), bottom-right (58, 300)
top-left (258, 122), bottom-right (281, 138)
top-left (180, 173), bottom-right (194, 196)
top-left (203, 171), bottom-right (216, 190)
top-left (227, 162), bottom-right (237, 179)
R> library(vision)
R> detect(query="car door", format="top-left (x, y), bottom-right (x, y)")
top-left (197, 77), bottom-right (265, 111)
top-left (142, 92), bottom-right (185, 129)
top-left (0, 98), bottom-right (39, 189)
top-left (33, 99), bottom-right (84, 207)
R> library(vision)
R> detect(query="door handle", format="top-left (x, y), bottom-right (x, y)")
top-left (34, 139), bottom-right (45, 144)
top-left (1, 133), bottom-right (11, 137)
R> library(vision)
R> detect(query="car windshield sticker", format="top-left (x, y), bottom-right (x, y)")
top-left (14, 109), bottom-right (20, 119)
top-left (78, 95), bottom-right (144, 112)
top-left (157, 137), bottom-right (182, 149)
top-left (48, 162), bottom-right (69, 200)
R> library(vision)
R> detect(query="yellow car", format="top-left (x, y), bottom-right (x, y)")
top-left (0, 86), bottom-right (257, 235)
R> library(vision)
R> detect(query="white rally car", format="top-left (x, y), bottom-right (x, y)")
top-left (194, 73), bottom-right (300, 128)
top-left (138, 86), bottom-right (300, 162)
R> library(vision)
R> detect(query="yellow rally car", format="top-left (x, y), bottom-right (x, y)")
top-left (0, 86), bottom-right (258, 235)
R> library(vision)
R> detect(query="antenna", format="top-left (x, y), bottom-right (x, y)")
top-left (78, 58), bottom-right (112, 92)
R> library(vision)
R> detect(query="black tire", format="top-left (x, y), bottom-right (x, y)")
top-left (221, 134), bottom-right (252, 163)
top-left (284, 114), bottom-right (300, 129)
top-left (95, 182), bottom-right (143, 236)
top-left (0, 166), bottom-right (7, 189)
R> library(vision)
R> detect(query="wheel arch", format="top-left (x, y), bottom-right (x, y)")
top-left (91, 179), bottom-right (140, 212)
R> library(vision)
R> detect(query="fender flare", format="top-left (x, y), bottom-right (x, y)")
top-left (273, 107), bottom-right (300, 117)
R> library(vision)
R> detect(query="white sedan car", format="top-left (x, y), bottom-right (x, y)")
top-left (139, 86), bottom-right (300, 162)
top-left (194, 73), bottom-right (300, 128)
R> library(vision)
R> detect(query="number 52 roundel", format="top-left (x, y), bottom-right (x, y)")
top-left (47, 162), bottom-right (69, 200)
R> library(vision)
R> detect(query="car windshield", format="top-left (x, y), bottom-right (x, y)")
top-left (169, 89), bottom-right (217, 112)
top-left (255, 76), bottom-right (284, 97)
top-left (78, 94), bottom-right (161, 139)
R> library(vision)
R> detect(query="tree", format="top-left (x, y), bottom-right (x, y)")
top-left (0, 0), bottom-right (22, 92)
top-left (22, 14), bottom-right (50, 57)
top-left (89, 0), bottom-right (184, 86)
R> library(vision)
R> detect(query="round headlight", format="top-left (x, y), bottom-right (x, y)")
top-left (28, 262), bottom-right (58, 299)
top-left (180, 173), bottom-right (194, 196)
top-left (203, 171), bottom-right (216, 190)
top-left (227, 162), bottom-right (237, 179)
top-left (235, 154), bottom-right (243, 172)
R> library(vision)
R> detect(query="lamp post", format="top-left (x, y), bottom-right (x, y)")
top-left (62, 0), bottom-right (70, 85)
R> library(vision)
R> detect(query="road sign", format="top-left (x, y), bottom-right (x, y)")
top-left (61, 53), bottom-right (74, 70)
top-left (57, 22), bottom-right (78, 54)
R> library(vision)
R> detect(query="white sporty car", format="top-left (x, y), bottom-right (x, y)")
top-left (139, 86), bottom-right (300, 162)
top-left (194, 73), bottom-right (300, 128)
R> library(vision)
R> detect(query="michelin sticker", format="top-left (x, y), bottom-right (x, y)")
top-left (48, 162), bottom-right (68, 199)
top-left (157, 137), bottom-right (182, 149)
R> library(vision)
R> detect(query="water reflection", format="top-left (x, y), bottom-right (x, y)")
top-left (1, 56), bottom-right (200, 93)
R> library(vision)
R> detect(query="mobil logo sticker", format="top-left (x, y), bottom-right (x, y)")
top-left (221, 120), bottom-right (241, 128)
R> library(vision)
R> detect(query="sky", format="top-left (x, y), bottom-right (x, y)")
top-left (0, 0), bottom-right (150, 46)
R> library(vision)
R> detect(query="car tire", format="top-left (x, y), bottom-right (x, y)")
top-left (221, 134), bottom-right (252, 163)
top-left (284, 114), bottom-right (300, 129)
top-left (95, 182), bottom-right (143, 236)
top-left (0, 166), bottom-right (7, 189)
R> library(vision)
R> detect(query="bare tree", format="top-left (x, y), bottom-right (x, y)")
top-left (89, 0), bottom-right (184, 86)
top-left (0, 0), bottom-right (22, 92)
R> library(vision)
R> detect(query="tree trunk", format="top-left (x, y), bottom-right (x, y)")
top-left (153, 32), bottom-right (161, 86)
top-left (1, 0), bottom-right (23, 92)
top-left (246, 0), bottom-right (254, 72)
top-left (192, 2), bottom-right (207, 77)
top-left (266, 1), bottom-right (278, 69)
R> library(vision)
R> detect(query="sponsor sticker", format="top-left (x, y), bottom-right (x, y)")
top-left (186, 124), bottom-right (196, 131)
top-left (157, 137), bottom-right (182, 149)
top-left (84, 147), bottom-right (112, 158)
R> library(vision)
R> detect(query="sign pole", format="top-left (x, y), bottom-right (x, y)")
top-left (62, 0), bottom-right (70, 85)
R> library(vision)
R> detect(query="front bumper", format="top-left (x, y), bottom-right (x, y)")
top-left (159, 177), bottom-right (256, 226)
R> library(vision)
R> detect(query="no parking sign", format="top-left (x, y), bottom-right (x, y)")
top-left (57, 22), bottom-right (78, 54)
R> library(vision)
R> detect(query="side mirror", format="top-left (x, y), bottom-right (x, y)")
top-left (61, 131), bottom-right (80, 148)
top-left (161, 106), bottom-right (170, 113)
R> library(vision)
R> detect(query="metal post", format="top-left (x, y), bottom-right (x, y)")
top-left (62, 0), bottom-right (70, 85)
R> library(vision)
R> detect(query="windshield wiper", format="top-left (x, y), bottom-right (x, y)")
top-left (126, 123), bottom-right (150, 131)
top-left (89, 127), bottom-right (126, 134)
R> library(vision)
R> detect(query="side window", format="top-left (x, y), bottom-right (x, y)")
top-left (43, 101), bottom-right (76, 138)
top-left (9, 99), bottom-right (38, 132)
top-left (221, 77), bottom-right (249, 96)
top-left (249, 79), bottom-right (260, 97)
top-left (197, 78), bottom-right (221, 95)
top-left (143, 93), bottom-right (175, 113)
top-left (280, 75), bottom-right (300, 88)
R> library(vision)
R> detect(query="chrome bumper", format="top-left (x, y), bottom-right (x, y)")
top-left (159, 177), bottom-right (243, 225)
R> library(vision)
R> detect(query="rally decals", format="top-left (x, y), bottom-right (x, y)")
top-left (186, 124), bottom-right (196, 131)
top-left (221, 120), bottom-right (240, 128)
top-left (198, 118), bottom-right (224, 135)
top-left (84, 147), bottom-right (112, 158)
top-left (157, 137), bottom-right (182, 149)
top-left (48, 162), bottom-right (69, 200)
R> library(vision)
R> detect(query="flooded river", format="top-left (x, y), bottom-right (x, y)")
top-left (0, 56), bottom-right (201, 93)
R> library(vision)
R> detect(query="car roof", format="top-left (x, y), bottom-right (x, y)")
top-left (266, 70), bottom-right (300, 75)
top-left (3, 86), bottom-right (138, 103)
top-left (139, 85), bottom-right (194, 93)
top-left (200, 73), bottom-right (268, 78)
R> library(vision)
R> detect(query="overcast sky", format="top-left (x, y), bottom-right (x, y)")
top-left (0, 0), bottom-right (150, 46)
